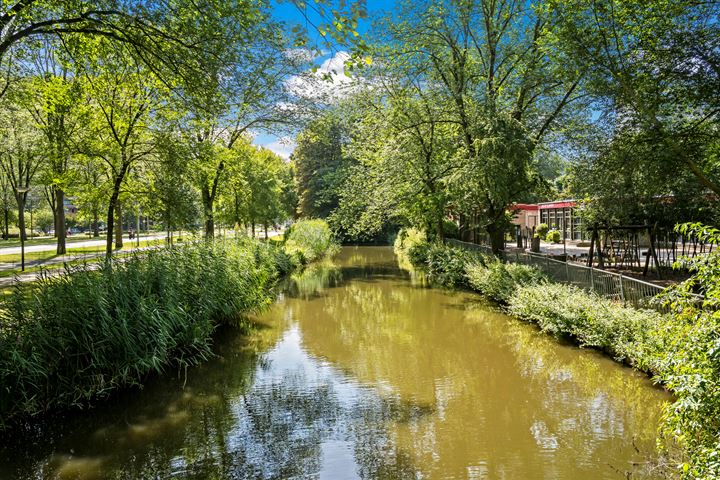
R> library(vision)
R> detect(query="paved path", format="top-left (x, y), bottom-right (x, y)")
top-left (0, 229), bottom-right (285, 287)
top-left (0, 247), bottom-right (163, 287)
top-left (537, 241), bottom-right (590, 258)
top-left (0, 234), bottom-right (168, 256)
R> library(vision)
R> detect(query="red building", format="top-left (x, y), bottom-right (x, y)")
top-left (512, 199), bottom-right (587, 241)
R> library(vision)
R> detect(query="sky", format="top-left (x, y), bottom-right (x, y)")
top-left (252, 0), bottom-right (394, 159)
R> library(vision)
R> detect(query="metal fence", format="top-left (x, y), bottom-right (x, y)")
top-left (446, 238), bottom-right (667, 311)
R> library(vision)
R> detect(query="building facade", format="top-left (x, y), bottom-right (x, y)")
top-left (512, 199), bottom-right (587, 241)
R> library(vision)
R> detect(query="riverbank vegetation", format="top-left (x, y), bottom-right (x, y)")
top-left (0, 0), bottom-right (718, 477)
top-left (396, 225), bottom-right (720, 477)
top-left (0, 220), bottom-right (338, 428)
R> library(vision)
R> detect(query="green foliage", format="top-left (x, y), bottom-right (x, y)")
top-left (443, 219), bottom-right (459, 239)
top-left (645, 223), bottom-right (720, 478)
top-left (420, 243), bottom-right (472, 288)
top-left (395, 231), bottom-right (470, 287)
top-left (293, 112), bottom-right (355, 220)
top-left (466, 259), bottom-right (546, 304)
top-left (536, 223), bottom-right (549, 240)
top-left (407, 241), bottom-right (432, 268)
top-left (549, 0), bottom-right (720, 198)
top-left (219, 140), bottom-right (295, 233)
top-left (0, 239), bottom-right (285, 426)
top-left (507, 283), bottom-right (662, 367)
top-left (284, 219), bottom-right (340, 264)
top-left (546, 229), bottom-right (561, 243)
top-left (393, 227), bottom-right (427, 257)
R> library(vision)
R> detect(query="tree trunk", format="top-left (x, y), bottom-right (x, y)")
top-left (106, 201), bottom-right (115, 258)
top-left (55, 188), bottom-right (66, 254)
top-left (106, 183), bottom-right (123, 259)
top-left (92, 209), bottom-right (99, 237)
top-left (436, 208), bottom-right (445, 242)
top-left (115, 200), bottom-right (123, 249)
top-left (201, 186), bottom-right (214, 239)
top-left (251, 222), bottom-right (256, 238)
top-left (488, 224), bottom-right (505, 255)
top-left (264, 223), bottom-right (268, 239)
top-left (3, 207), bottom-right (7, 239)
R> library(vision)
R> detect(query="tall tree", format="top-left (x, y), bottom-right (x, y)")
top-left (293, 112), bottom-right (354, 219)
top-left (22, 39), bottom-right (87, 253)
top-left (371, 0), bottom-right (587, 251)
top-left (176, 15), bottom-right (308, 239)
top-left (547, 0), bottom-right (720, 196)
top-left (0, 101), bottom-right (42, 241)
top-left (83, 41), bottom-right (160, 258)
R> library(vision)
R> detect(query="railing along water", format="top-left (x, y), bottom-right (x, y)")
top-left (446, 238), bottom-right (668, 311)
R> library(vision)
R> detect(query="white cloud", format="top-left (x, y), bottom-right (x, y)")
top-left (260, 136), bottom-right (297, 160)
top-left (284, 51), bottom-right (362, 104)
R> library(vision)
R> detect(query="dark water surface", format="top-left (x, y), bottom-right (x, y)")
top-left (0, 247), bottom-right (670, 479)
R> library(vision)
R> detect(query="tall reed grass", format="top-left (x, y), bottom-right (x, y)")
top-left (0, 239), bottom-right (285, 427)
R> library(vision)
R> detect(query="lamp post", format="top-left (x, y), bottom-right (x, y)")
top-left (16, 186), bottom-right (29, 271)
top-left (562, 208), bottom-right (567, 257)
top-left (136, 204), bottom-right (141, 248)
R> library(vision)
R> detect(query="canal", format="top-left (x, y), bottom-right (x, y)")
top-left (0, 247), bottom-right (670, 479)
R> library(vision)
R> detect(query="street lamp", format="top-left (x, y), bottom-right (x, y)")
top-left (137, 204), bottom-right (141, 248)
top-left (16, 186), bottom-right (29, 272)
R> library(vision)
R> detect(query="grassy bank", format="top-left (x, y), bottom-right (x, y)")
top-left (394, 227), bottom-right (720, 478)
top-left (0, 220), bottom-right (339, 429)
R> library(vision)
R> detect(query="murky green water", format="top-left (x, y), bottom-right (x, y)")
top-left (0, 247), bottom-right (670, 479)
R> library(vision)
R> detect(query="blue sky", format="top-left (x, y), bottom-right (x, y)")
top-left (253, 0), bottom-right (394, 159)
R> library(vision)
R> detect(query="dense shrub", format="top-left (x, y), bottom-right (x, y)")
top-left (546, 229), bottom-right (561, 243)
top-left (284, 219), bottom-right (340, 264)
top-left (407, 241), bottom-right (432, 266)
top-left (466, 259), bottom-right (546, 303)
top-left (443, 219), bottom-right (460, 239)
top-left (393, 227), bottom-right (427, 256)
top-left (422, 243), bottom-right (473, 288)
top-left (507, 283), bottom-right (662, 368)
top-left (536, 223), bottom-right (549, 240)
top-left (0, 239), bottom-right (284, 427)
top-left (644, 223), bottom-right (720, 478)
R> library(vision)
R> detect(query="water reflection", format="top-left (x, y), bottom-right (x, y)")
top-left (0, 247), bottom-right (669, 480)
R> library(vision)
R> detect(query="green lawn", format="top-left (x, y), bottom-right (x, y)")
top-left (0, 231), bottom-right (170, 249)
top-left (0, 239), bottom-right (166, 276)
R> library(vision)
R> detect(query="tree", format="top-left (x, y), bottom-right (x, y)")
top-left (0, 0), bottom-right (272, 100)
top-left (218, 141), bottom-right (294, 238)
top-left (0, 167), bottom-right (15, 239)
top-left (145, 130), bottom-right (201, 242)
top-left (170, 6), bottom-right (309, 239)
top-left (0, 99), bottom-right (42, 241)
top-left (568, 128), bottom-right (720, 231)
top-left (329, 0), bottom-right (587, 251)
top-left (293, 111), bottom-right (354, 219)
top-left (547, 0), bottom-right (720, 196)
top-left (21, 39), bottom-right (87, 253)
top-left (71, 155), bottom-right (107, 238)
top-left (341, 87), bottom-right (458, 241)
top-left (82, 41), bottom-right (161, 258)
